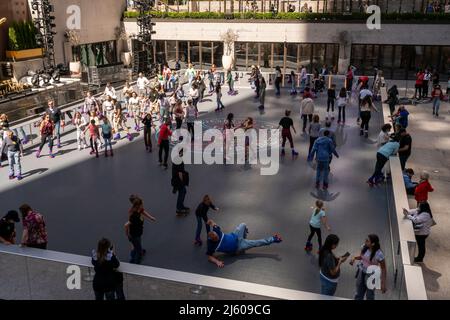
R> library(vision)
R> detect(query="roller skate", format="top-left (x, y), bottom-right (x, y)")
top-left (304, 242), bottom-right (313, 252)
top-left (127, 133), bottom-right (133, 141)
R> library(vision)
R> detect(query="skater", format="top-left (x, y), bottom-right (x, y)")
top-left (289, 71), bottom-right (297, 95)
top-left (36, 114), bottom-right (55, 158)
top-left (319, 234), bottom-right (347, 296)
top-left (100, 118), bottom-right (113, 157)
top-left (326, 84), bottom-right (336, 121)
top-left (414, 69), bottom-right (424, 99)
top-left (206, 219), bottom-right (282, 268)
top-left (172, 149), bottom-right (189, 215)
top-left (83, 91), bottom-right (99, 114)
top-left (308, 114), bottom-right (321, 156)
top-left (1, 130), bottom-right (23, 180)
top-left (46, 100), bottom-right (64, 148)
top-left (84, 119), bottom-right (100, 158)
top-left (258, 77), bottom-right (266, 109)
top-left (142, 112), bottom-right (153, 152)
top-left (226, 70), bottom-right (235, 95)
top-left (350, 234), bottom-right (387, 300)
top-left (386, 85), bottom-right (399, 115)
top-left (194, 195), bottom-right (219, 246)
top-left (359, 95), bottom-right (378, 138)
top-left (300, 88), bottom-right (314, 133)
top-left (136, 72), bottom-right (149, 96)
top-left (112, 107), bottom-right (131, 141)
top-left (124, 195), bottom-right (156, 264)
top-left (189, 83), bottom-right (200, 110)
top-left (185, 98), bottom-right (197, 141)
top-left (367, 136), bottom-right (400, 186)
top-left (308, 130), bottom-right (339, 190)
top-left (122, 81), bottom-right (133, 116)
top-left (274, 66), bottom-right (282, 96)
top-left (215, 83), bottom-right (225, 111)
top-left (346, 65), bottom-right (354, 92)
top-left (431, 84), bottom-right (444, 117)
top-left (73, 112), bottom-right (87, 150)
top-left (278, 110), bottom-right (299, 156)
top-left (158, 118), bottom-right (172, 169)
top-left (129, 92), bottom-right (141, 132)
top-left (173, 100), bottom-right (184, 130)
top-left (336, 87), bottom-right (348, 124)
top-left (305, 200), bottom-right (331, 252)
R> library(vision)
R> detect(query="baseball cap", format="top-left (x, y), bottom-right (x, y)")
top-left (4, 210), bottom-right (19, 222)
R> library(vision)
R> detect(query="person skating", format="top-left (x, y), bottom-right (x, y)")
top-left (45, 100), bottom-right (64, 148)
top-left (1, 130), bottom-right (23, 180)
top-left (305, 200), bottom-right (331, 252)
top-left (308, 130), bottom-right (339, 190)
top-left (36, 114), bottom-right (55, 158)
top-left (124, 195), bottom-right (156, 264)
top-left (84, 119), bottom-right (100, 158)
top-left (158, 118), bottom-right (172, 169)
top-left (194, 195), bottom-right (219, 246)
top-left (206, 219), bottom-right (282, 268)
top-left (278, 110), bottom-right (299, 157)
top-left (171, 149), bottom-right (189, 215)
top-left (142, 112), bottom-right (153, 152)
top-left (326, 84), bottom-right (337, 121)
top-left (100, 118), bottom-right (113, 157)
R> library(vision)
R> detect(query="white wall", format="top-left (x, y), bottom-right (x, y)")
top-left (124, 20), bottom-right (450, 46)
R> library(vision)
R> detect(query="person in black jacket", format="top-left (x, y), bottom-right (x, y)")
top-left (91, 238), bottom-right (125, 300)
top-left (45, 100), bottom-right (65, 148)
top-left (194, 195), bottom-right (219, 246)
top-left (172, 149), bottom-right (189, 216)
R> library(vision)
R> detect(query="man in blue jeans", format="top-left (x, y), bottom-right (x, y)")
top-left (308, 130), bottom-right (339, 190)
top-left (206, 219), bottom-right (282, 268)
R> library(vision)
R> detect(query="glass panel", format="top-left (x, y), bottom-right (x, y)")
top-left (286, 43), bottom-right (298, 72)
top-left (155, 40), bottom-right (165, 65)
top-left (190, 41), bottom-right (200, 68)
top-left (272, 42), bottom-right (284, 70)
top-left (247, 42), bottom-right (258, 69)
top-left (440, 47), bottom-right (450, 78)
top-left (380, 45), bottom-right (394, 78)
top-left (312, 43), bottom-right (326, 72)
top-left (202, 42), bottom-right (212, 68)
top-left (259, 43), bottom-right (271, 71)
top-left (235, 42), bottom-right (247, 69)
top-left (212, 42), bottom-right (223, 69)
top-left (392, 46), bottom-right (407, 80)
top-left (324, 44), bottom-right (337, 73)
top-left (178, 41), bottom-right (188, 69)
top-left (298, 44), bottom-right (311, 72)
top-left (166, 40), bottom-right (177, 67)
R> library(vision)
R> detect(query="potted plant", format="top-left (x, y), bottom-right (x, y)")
top-left (220, 29), bottom-right (239, 71)
top-left (65, 29), bottom-right (82, 74)
top-left (6, 21), bottom-right (43, 60)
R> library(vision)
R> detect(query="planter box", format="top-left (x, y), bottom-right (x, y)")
top-left (6, 48), bottom-right (43, 61)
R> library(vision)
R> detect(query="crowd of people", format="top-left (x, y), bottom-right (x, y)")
top-left (1, 60), bottom-right (447, 300)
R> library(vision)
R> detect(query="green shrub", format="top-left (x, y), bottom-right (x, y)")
top-left (7, 20), bottom-right (38, 51)
top-left (123, 10), bottom-right (450, 22)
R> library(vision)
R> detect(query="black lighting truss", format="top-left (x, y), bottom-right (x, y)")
top-left (135, 0), bottom-right (156, 75)
top-left (31, 0), bottom-right (60, 85)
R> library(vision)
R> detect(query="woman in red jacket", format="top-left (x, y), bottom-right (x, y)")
top-left (414, 172), bottom-right (434, 205)
top-left (414, 70), bottom-right (424, 100)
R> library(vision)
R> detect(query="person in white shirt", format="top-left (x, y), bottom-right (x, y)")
top-left (185, 63), bottom-right (196, 89)
top-left (84, 91), bottom-right (98, 114)
top-left (128, 92), bottom-right (141, 132)
top-left (376, 124), bottom-right (392, 147)
top-left (73, 111), bottom-right (87, 150)
top-left (422, 69), bottom-right (432, 98)
top-left (122, 81), bottom-right (134, 117)
top-left (104, 82), bottom-right (116, 99)
top-left (102, 96), bottom-right (114, 123)
top-left (189, 84), bottom-right (200, 110)
top-left (136, 72), bottom-right (149, 96)
top-left (403, 202), bottom-right (433, 263)
top-left (300, 66), bottom-right (308, 93)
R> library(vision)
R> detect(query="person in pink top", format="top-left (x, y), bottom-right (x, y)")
top-left (84, 119), bottom-right (100, 158)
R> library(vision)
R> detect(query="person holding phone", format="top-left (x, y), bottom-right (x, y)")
top-left (350, 234), bottom-right (387, 300)
top-left (319, 234), bottom-right (348, 296)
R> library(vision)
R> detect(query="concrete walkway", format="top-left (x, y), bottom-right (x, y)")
top-left (387, 79), bottom-right (450, 300)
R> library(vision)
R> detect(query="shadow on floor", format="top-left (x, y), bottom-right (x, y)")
top-left (220, 252), bottom-right (282, 266)
top-left (22, 168), bottom-right (49, 179)
top-left (420, 263), bottom-right (442, 293)
top-left (310, 190), bottom-right (341, 202)
top-left (56, 148), bottom-right (78, 156)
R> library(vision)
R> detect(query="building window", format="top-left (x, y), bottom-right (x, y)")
top-left (72, 40), bottom-right (117, 67)
top-left (189, 41), bottom-right (200, 68)
top-left (166, 40), bottom-right (177, 67)
top-left (178, 41), bottom-right (189, 68)
top-left (235, 42), bottom-right (247, 69)
top-left (202, 42), bottom-right (213, 68)
top-left (212, 42), bottom-right (224, 68)
top-left (272, 43), bottom-right (284, 70)
top-left (259, 43), bottom-right (271, 71)
top-left (154, 40), bottom-right (165, 65)
top-left (247, 42), bottom-right (258, 69)
top-left (285, 43), bottom-right (298, 72)
top-left (298, 44), bottom-right (312, 72)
